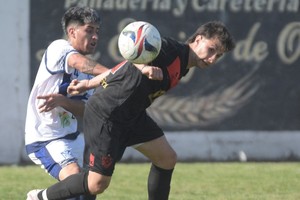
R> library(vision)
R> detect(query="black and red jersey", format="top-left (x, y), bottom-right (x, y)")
top-left (86, 37), bottom-right (190, 123)
top-left (151, 37), bottom-right (189, 90)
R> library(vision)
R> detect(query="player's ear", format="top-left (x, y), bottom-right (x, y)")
top-left (67, 26), bottom-right (76, 38)
top-left (195, 35), bottom-right (203, 43)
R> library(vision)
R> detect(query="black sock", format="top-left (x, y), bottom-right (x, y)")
top-left (148, 164), bottom-right (174, 200)
top-left (38, 171), bottom-right (90, 200)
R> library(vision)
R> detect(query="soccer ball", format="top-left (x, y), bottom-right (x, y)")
top-left (118, 21), bottom-right (161, 64)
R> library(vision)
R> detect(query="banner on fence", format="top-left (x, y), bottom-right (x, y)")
top-left (30, 0), bottom-right (300, 131)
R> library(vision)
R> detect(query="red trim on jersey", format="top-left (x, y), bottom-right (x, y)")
top-left (89, 153), bottom-right (95, 167)
top-left (167, 57), bottom-right (181, 89)
top-left (111, 60), bottom-right (127, 74)
top-left (101, 155), bottom-right (113, 169)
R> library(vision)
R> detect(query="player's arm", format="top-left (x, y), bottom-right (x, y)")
top-left (67, 63), bottom-right (163, 96)
top-left (37, 94), bottom-right (85, 118)
top-left (67, 70), bottom-right (111, 95)
top-left (68, 53), bottom-right (109, 76)
top-left (134, 64), bottom-right (163, 80)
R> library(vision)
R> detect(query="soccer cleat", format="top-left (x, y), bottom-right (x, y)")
top-left (26, 189), bottom-right (43, 200)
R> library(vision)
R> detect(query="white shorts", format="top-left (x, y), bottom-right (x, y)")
top-left (27, 133), bottom-right (84, 180)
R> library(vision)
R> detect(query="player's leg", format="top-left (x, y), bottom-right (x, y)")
top-left (27, 170), bottom-right (109, 200)
top-left (42, 136), bottom-right (87, 200)
top-left (26, 135), bottom-right (92, 200)
top-left (27, 112), bottom-right (117, 199)
top-left (45, 171), bottom-right (111, 197)
top-left (57, 134), bottom-right (85, 181)
top-left (26, 135), bottom-right (83, 181)
top-left (130, 113), bottom-right (176, 200)
top-left (135, 135), bottom-right (177, 200)
top-left (136, 135), bottom-right (177, 169)
top-left (57, 135), bottom-right (89, 200)
top-left (58, 162), bottom-right (80, 180)
top-left (27, 147), bottom-right (112, 199)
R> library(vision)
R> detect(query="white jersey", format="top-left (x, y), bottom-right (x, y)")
top-left (25, 39), bottom-right (93, 145)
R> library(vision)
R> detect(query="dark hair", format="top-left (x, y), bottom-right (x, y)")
top-left (61, 7), bottom-right (101, 35)
top-left (186, 21), bottom-right (235, 52)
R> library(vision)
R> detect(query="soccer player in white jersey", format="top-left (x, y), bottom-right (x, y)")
top-left (25, 7), bottom-right (108, 200)
top-left (26, 6), bottom-right (163, 200)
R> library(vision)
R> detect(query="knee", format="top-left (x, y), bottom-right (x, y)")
top-left (59, 163), bottom-right (81, 180)
top-left (88, 174), bottom-right (111, 195)
top-left (168, 150), bottom-right (177, 168)
top-left (159, 149), bottom-right (177, 169)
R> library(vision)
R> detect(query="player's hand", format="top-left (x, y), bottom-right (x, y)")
top-left (67, 79), bottom-right (89, 96)
top-left (37, 93), bottom-right (66, 112)
top-left (141, 66), bottom-right (163, 80)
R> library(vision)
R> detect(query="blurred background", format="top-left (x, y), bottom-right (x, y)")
top-left (1, 0), bottom-right (299, 165)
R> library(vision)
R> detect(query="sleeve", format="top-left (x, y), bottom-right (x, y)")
top-left (65, 51), bottom-right (78, 74)
top-left (44, 39), bottom-right (78, 75)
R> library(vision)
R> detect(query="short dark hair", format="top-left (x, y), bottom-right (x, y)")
top-left (186, 21), bottom-right (235, 52)
top-left (61, 7), bottom-right (101, 35)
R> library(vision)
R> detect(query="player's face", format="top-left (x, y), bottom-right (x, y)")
top-left (192, 35), bottom-right (224, 69)
top-left (70, 23), bottom-right (100, 55)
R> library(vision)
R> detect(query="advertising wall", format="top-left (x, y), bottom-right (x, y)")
top-left (30, 0), bottom-right (300, 132)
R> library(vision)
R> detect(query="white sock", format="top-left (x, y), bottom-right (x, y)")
top-left (42, 189), bottom-right (48, 200)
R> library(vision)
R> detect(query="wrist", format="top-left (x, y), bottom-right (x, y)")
top-left (86, 80), bottom-right (92, 90)
top-left (140, 65), bottom-right (147, 72)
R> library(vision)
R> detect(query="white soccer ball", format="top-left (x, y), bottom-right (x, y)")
top-left (118, 21), bottom-right (161, 64)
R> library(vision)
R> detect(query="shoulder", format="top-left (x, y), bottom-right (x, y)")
top-left (160, 37), bottom-right (187, 53)
top-left (161, 37), bottom-right (184, 47)
top-left (158, 37), bottom-right (187, 58)
top-left (48, 39), bottom-right (74, 49)
top-left (46, 39), bottom-right (78, 63)
top-left (49, 39), bottom-right (69, 47)
top-left (151, 37), bottom-right (189, 70)
top-left (43, 39), bottom-right (78, 73)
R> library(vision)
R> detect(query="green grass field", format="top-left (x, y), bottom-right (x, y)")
top-left (1, 162), bottom-right (300, 200)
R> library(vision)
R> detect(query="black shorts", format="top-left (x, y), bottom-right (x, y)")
top-left (83, 105), bottom-right (164, 176)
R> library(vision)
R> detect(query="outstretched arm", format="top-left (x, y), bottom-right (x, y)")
top-left (68, 53), bottom-right (108, 76)
top-left (37, 93), bottom-right (85, 118)
top-left (67, 63), bottom-right (163, 96)
top-left (67, 69), bottom-right (111, 95)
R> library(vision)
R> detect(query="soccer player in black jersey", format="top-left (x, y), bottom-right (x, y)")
top-left (28, 21), bottom-right (235, 200)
